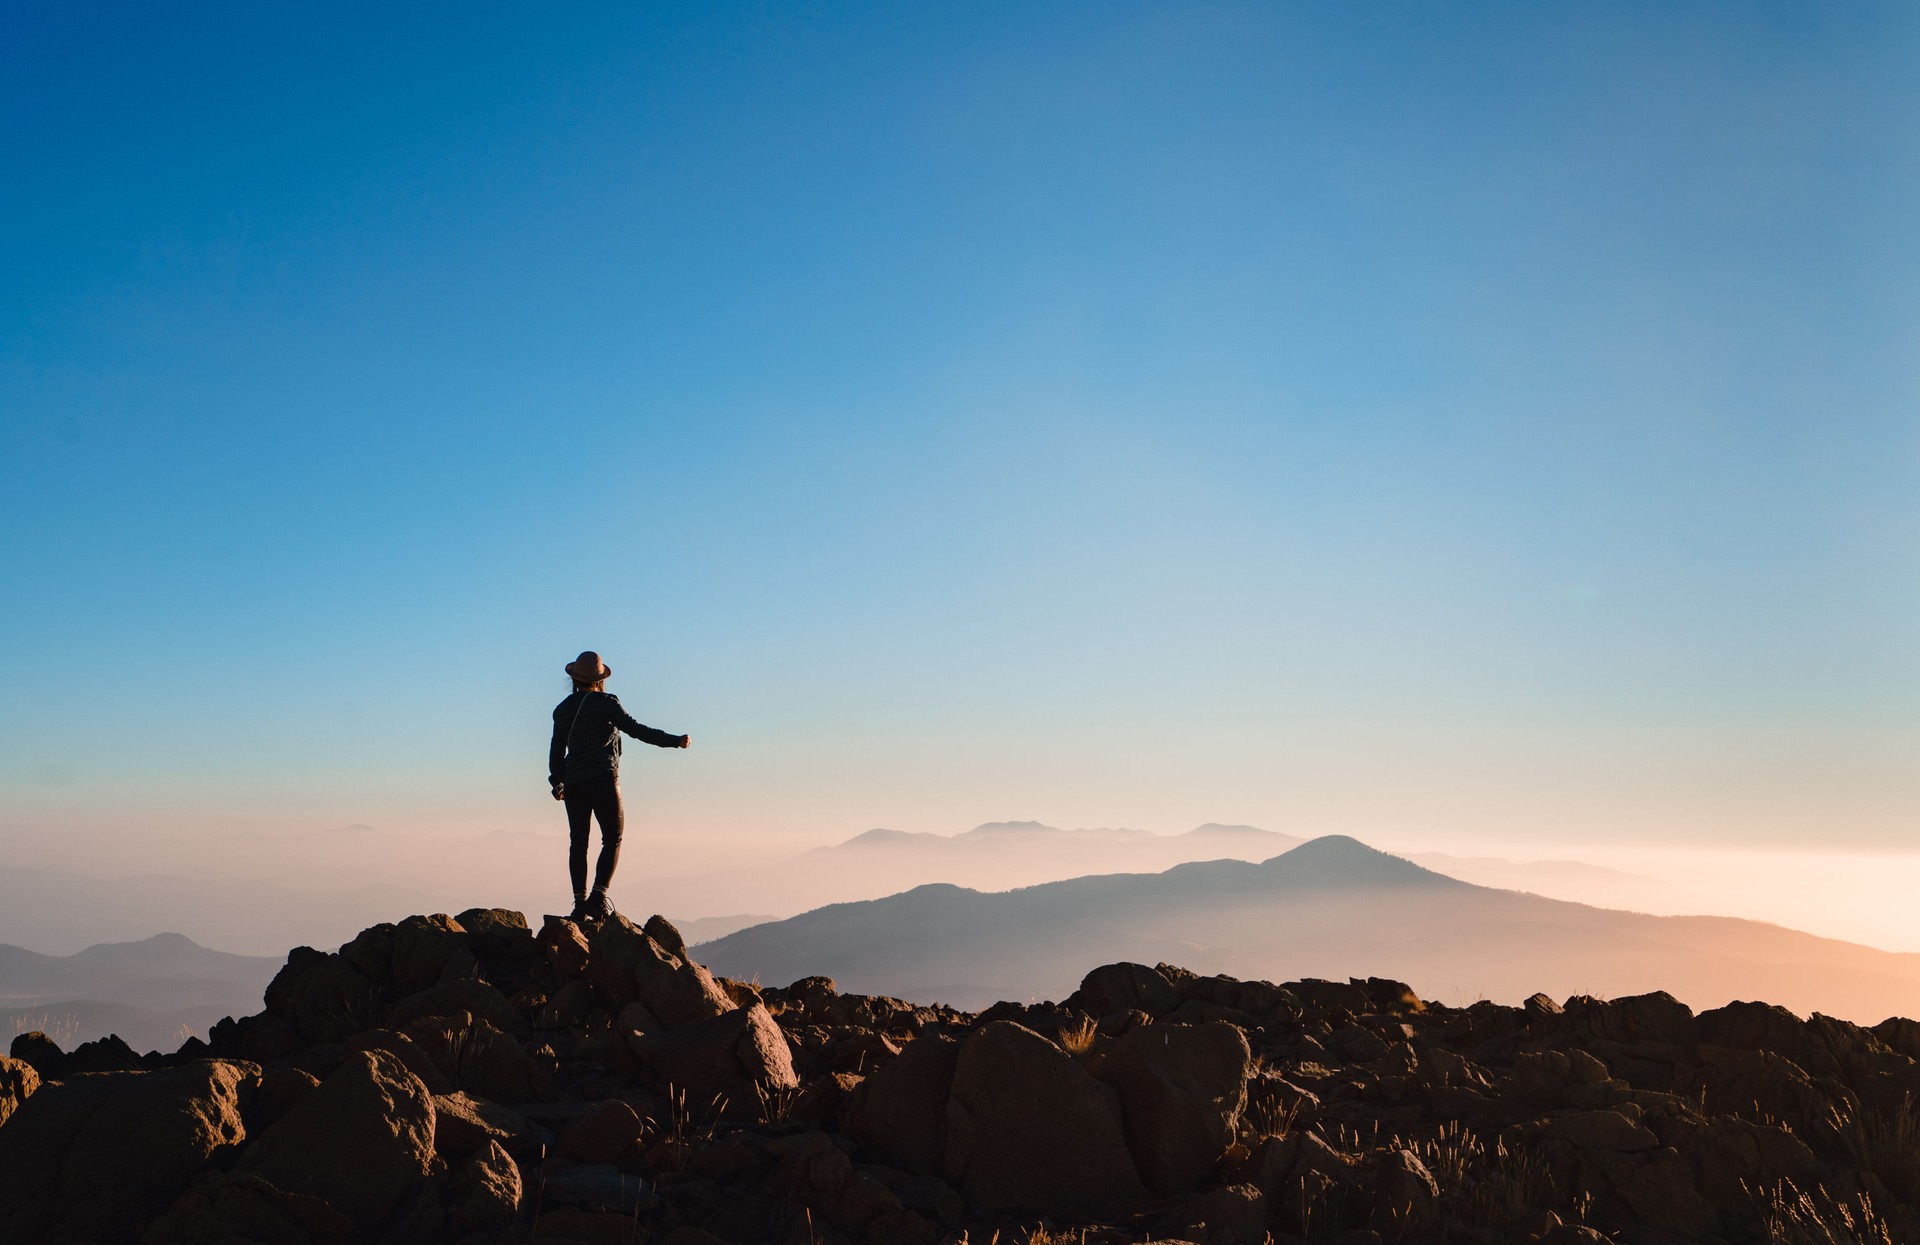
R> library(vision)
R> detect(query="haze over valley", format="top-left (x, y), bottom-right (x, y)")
top-left (10, 825), bottom-right (1920, 1051)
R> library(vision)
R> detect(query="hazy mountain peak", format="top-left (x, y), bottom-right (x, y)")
top-left (960, 820), bottom-right (1061, 837)
top-left (1185, 823), bottom-right (1289, 840)
top-left (841, 828), bottom-right (938, 847)
top-left (1263, 835), bottom-right (1461, 887)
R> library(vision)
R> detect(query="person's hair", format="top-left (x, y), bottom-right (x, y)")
top-left (571, 677), bottom-right (606, 694)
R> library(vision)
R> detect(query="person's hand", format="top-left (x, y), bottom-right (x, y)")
top-left (551, 784), bottom-right (565, 801)
top-left (678, 734), bottom-right (691, 749)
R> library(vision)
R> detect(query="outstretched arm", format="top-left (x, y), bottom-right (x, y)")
top-left (609, 700), bottom-right (690, 749)
top-left (548, 715), bottom-right (568, 793)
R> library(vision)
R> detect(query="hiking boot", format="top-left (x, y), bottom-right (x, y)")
top-left (567, 896), bottom-right (590, 923)
top-left (585, 889), bottom-right (614, 921)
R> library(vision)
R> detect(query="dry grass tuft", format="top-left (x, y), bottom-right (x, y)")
top-left (1750, 1177), bottom-right (1895, 1245)
top-left (1827, 1098), bottom-right (1920, 1208)
top-left (1058, 1016), bottom-right (1098, 1058)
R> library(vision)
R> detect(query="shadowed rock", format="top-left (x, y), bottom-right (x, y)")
top-left (943, 1020), bottom-right (1146, 1216)
top-left (0, 1059), bottom-right (255, 1242)
top-left (1096, 1019), bottom-right (1250, 1196)
top-left (236, 1048), bottom-right (434, 1233)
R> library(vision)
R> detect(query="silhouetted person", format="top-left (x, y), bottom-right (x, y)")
top-left (549, 650), bottom-right (689, 922)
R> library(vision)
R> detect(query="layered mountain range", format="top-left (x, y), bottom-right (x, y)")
top-left (698, 836), bottom-right (1920, 1022)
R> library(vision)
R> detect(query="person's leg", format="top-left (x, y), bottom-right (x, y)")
top-left (563, 786), bottom-right (594, 912)
top-left (589, 779), bottom-right (625, 901)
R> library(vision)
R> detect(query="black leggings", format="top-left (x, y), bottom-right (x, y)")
top-left (563, 774), bottom-right (624, 895)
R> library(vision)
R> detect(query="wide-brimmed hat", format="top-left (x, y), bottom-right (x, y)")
top-left (565, 651), bottom-right (611, 682)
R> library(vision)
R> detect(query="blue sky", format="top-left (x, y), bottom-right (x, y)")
top-left (3, 2), bottom-right (1915, 853)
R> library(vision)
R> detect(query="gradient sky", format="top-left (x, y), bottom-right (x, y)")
top-left (3, 2), bottom-right (1916, 860)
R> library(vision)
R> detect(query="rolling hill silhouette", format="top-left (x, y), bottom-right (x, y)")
top-left (633, 820), bottom-right (1308, 918)
top-left (0, 932), bottom-right (281, 1052)
top-left (698, 835), bottom-right (1920, 1020)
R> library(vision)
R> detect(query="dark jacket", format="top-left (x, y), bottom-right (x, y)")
top-left (549, 690), bottom-right (684, 791)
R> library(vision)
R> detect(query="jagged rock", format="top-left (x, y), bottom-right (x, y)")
top-left (1073, 962), bottom-right (1183, 1017)
top-left (347, 1027), bottom-right (455, 1095)
top-left (559, 1099), bottom-right (645, 1165)
top-left (400, 1014), bottom-right (559, 1102)
top-left (1357, 977), bottom-right (1424, 1012)
top-left (264, 950), bottom-right (383, 1045)
top-left (614, 998), bottom-right (664, 1037)
top-left (388, 913), bottom-right (472, 995)
top-left (433, 1091), bottom-right (531, 1158)
top-left (140, 1171), bottom-right (355, 1245)
top-left (447, 1137), bottom-right (523, 1232)
top-left (542, 1163), bottom-right (656, 1214)
top-left (1370, 1147), bottom-right (1439, 1227)
top-left (1185, 974), bottom-right (1294, 1018)
top-left (1682, 1047), bottom-right (1855, 1142)
top-left (1331, 1023), bottom-right (1390, 1062)
top-left (1510, 1048), bottom-right (1613, 1109)
top-left (65, 1032), bottom-right (145, 1074)
top-left (0, 1055), bottom-right (40, 1127)
top-left (237, 1048), bottom-right (435, 1233)
top-left (0, 1058), bottom-right (256, 1243)
top-left (590, 914), bottom-right (734, 1027)
top-left (1096, 1019), bottom-right (1250, 1197)
top-left (8, 1030), bottom-right (66, 1080)
top-left (630, 1002), bottom-right (798, 1115)
top-left (1236, 1133), bottom-right (1299, 1203)
top-left (1419, 1046), bottom-right (1493, 1091)
top-left (386, 976), bottom-right (531, 1041)
top-left (1874, 1015), bottom-right (1920, 1060)
top-left (1286, 978), bottom-right (1372, 1015)
top-left (539, 914), bottom-right (593, 979)
top-left (943, 1020), bottom-right (1147, 1216)
top-left (1558, 991), bottom-right (1697, 1046)
top-left (847, 1033), bottom-right (958, 1177)
top-left (250, 1066), bottom-right (320, 1131)
top-left (1159, 1181), bottom-right (1267, 1245)
top-left (1607, 1143), bottom-right (1718, 1238)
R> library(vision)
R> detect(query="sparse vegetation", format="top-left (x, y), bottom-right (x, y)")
top-left (1752, 1178), bottom-right (1896, 1245)
top-left (1828, 1097), bottom-right (1920, 1208)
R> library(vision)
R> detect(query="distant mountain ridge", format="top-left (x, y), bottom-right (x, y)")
top-left (0, 932), bottom-right (282, 1054)
top-left (698, 835), bottom-right (1920, 1021)
top-left (635, 820), bottom-right (1308, 918)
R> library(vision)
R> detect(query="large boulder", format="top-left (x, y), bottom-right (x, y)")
top-left (631, 1003), bottom-right (798, 1115)
top-left (399, 1015), bottom-right (559, 1103)
top-left (237, 1048), bottom-right (436, 1234)
top-left (263, 949), bottom-right (383, 1046)
top-left (65, 1034), bottom-right (144, 1074)
top-left (1096, 1020), bottom-right (1250, 1196)
top-left (8, 1032), bottom-right (66, 1080)
top-left (0, 1055), bottom-right (40, 1127)
top-left (338, 914), bottom-right (471, 1000)
top-left (590, 914), bottom-right (733, 1026)
top-left (1558, 991), bottom-right (1697, 1046)
top-left (0, 1059), bottom-right (256, 1243)
top-left (141, 1171), bottom-right (355, 1245)
top-left (942, 1021), bottom-right (1147, 1216)
top-left (446, 1138), bottom-right (523, 1233)
top-left (386, 977), bottom-right (531, 1042)
top-left (433, 1091), bottom-right (532, 1159)
top-left (1073, 963), bottom-right (1183, 1018)
top-left (846, 1034), bottom-right (959, 1177)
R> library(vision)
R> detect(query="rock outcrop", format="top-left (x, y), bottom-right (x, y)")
top-left (5, 905), bottom-right (1920, 1244)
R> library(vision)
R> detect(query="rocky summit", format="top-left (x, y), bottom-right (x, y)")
top-left (3, 910), bottom-right (1920, 1244)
